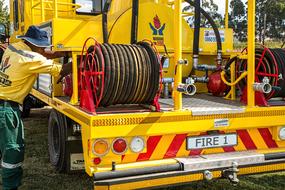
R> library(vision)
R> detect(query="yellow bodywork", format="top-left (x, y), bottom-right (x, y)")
top-left (7, 0), bottom-right (285, 189)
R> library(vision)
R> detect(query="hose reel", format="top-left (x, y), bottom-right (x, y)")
top-left (79, 38), bottom-right (161, 113)
top-left (235, 48), bottom-right (283, 100)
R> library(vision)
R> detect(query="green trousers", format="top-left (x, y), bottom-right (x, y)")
top-left (0, 102), bottom-right (24, 190)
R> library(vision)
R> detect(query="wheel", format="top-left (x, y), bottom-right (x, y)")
top-left (48, 109), bottom-right (67, 172)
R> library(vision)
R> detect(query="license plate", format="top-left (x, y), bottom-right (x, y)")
top-left (186, 134), bottom-right (237, 150)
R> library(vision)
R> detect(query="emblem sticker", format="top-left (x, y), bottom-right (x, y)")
top-left (149, 15), bottom-right (166, 46)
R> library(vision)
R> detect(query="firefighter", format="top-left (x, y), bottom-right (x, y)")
top-left (0, 25), bottom-right (72, 190)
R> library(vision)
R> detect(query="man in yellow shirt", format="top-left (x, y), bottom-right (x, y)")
top-left (0, 25), bottom-right (71, 190)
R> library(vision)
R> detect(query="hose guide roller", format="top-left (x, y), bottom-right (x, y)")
top-left (79, 38), bottom-right (162, 113)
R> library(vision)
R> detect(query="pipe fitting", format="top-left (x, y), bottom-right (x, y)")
top-left (253, 77), bottom-right (272, 94)
top-left (194, 76), bottom-right (209, 83)
top-left (162, 78), bottom-right (174, 84)
top-left (177, 83), bottom-right (197, 96)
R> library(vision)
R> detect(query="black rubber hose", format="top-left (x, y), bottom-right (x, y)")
top-left (108, 44), bottom-right (121, 105)
top-left (140, 45), bottom-right (152, 102)
top-left (185, 0), bottom-right (222, 58)
top-left (193, 0), bottom-right (201, 57)
top-left (135, 45), bottom-right (149, 102)
top-left (130, 45), bottom-right (143, 103)
top-left (100, 44), bottom-right (111, 102)
top-left (102, 0), bottom-right (112, 43)
top-left (113, 44), bottom-right (126, 104)
top-left (102, 44), bottom-right (117, 105)
top-left (138, 42), bottom-right (160, 103)
top-left (117, 45), bottom-right (130, 104)
top-left (121, 45), bottom-right (136, 103)
top-left (125, 45), bottom-right (139, 103)
top-left (131, 0), bottom-right (139, 44)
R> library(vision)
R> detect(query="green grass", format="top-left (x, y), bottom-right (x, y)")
top-left (1, 108), bottom-right (285, 190)
top-left (234, 41), bottom-right (283, 50)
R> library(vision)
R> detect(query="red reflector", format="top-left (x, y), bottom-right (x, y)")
top-left (112, 138), bottom-right (127, 154)
top-left (93, 157), bottom-right (101, 165)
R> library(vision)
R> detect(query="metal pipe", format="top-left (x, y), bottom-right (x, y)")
top-left (131, 0), bottom-right (139, 44)
top-left (225, 0), bottom-right (229, 29)
top-left (53, 0), bottom-right (58, 18)
top-left (162, 78), bottom-right (174, 98)
top-left (173, 0), bottom-right (183, 110)
top-left (93, 163), bottom-right (182, 181)
top-left (265, 152), bottom-right (285, 160)
top-left (194, 76), bottom-right (209, 83)
top-left (195, 64), bottom-right (217, 71)
top-left (70, 53), bottom-right (78, 105)
top-left (247, 0), bottom-right (256, 106)
top-left (41, 0), bottom-right (45, 22)
top-left (192, 0), bottom-right (201, 69)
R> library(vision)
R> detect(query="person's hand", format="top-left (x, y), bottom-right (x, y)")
top-left (57, 62), bottom-right (73, 84)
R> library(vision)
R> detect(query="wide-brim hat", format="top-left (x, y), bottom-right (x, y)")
top-left (17, 25), bottom-right (51, 48)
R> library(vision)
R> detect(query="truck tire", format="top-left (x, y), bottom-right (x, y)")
top-left (48, 109), bottom-right (67, 172)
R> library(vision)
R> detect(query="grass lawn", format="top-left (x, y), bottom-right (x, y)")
top-left (1, 107), bottom-right (285, 190)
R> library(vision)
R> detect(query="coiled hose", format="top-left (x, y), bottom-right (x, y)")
top-left (80, 39), bottom-right (161, 107)
top-left (235, 48), bottom-right (284, 99)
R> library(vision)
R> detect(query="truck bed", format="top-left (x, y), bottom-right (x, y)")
top-left (58, 94), bottom-right (245, 115)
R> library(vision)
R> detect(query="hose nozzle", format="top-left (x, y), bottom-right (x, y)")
top-left (253, 77), bottom-right (272, 94)
top-left (177, 83), bottom-right (197, 96)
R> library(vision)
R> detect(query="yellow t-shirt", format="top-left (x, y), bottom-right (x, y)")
top-left (0, 41), bottom-right (62, 104)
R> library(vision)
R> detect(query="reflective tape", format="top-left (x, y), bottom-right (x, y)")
top-left (1, 161), bottom-right (23, 169)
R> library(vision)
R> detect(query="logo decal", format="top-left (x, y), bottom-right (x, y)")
top-left (149, 15), bottom-right (166, 46)
top-left (0, 57), bottom-right (12, 87)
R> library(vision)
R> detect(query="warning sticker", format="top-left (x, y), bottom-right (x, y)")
top-left (204, 30), bottom-right (225, 43)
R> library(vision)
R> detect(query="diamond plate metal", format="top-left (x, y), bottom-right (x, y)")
top-left (160, 94), bottom-right (245, 115)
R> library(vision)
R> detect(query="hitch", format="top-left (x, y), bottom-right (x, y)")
top-left (222, 162), bottom-right (239, 185)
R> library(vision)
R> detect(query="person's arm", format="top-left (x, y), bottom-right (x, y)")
top-left (26, 59), bottom-right (62, 76)
top-left (41, 50), bottom-right (69, 59)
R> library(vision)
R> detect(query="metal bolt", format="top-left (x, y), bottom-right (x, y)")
top-left (203, 170), bottom-right (213, 181)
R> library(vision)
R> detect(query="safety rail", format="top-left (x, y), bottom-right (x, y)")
top-left (31, 0), bottom-right (81, 24)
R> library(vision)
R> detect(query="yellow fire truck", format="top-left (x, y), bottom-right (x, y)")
top-left (1, 0), bottom-right (285, 189)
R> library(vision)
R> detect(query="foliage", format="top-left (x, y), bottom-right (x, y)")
top-left (183, 0), bottom-right (223, 28)
top-left (229, 0), bottom-right (247, 41)
top-left (229, 0), bottom-right (285, 42)
top-left (0, 0), bottom-right (9, 26)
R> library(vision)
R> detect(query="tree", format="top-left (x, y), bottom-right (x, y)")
top-left (183, 0), bottom-right (223, 28)
top-left (0, 0), bottom-right (9, 28)
top-left (263, 0), bottom-right (285, 40)
top-left (229, 0), bottom-right (247, 41)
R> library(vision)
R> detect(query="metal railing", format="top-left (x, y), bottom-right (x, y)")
top-left (31, 0), bottom-right (81, 24)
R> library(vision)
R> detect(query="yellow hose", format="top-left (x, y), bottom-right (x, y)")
top-left (221, 71), bottom-right (248, 87)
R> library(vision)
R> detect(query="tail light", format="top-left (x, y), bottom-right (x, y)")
top-left (112, 138), bottom-right (127, 154)
top-left (93, 157), bottom-right (101, 165)
top-left (92, 139), bottom-right (109, 156)
top-left (130, 137), bottom-right (145, 153)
